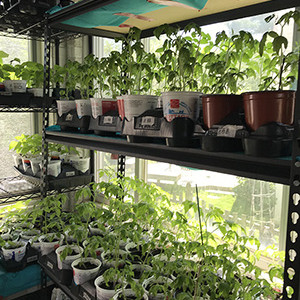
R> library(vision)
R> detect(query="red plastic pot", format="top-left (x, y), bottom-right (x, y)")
top-left (202, 94), bottom-right (243, 128)
top-left (243, 90), bottom-right (295, 131)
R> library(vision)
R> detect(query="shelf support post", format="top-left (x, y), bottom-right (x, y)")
top-left (283, 51), bottom-right (300, 299)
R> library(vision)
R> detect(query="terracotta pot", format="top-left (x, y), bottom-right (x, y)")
top-left (202, 94), bottom-right (243, 129)
top-left (243, 90), bottom-right (295, 131)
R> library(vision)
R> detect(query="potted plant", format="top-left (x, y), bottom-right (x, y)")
top-left (243, 10), bottom-right (299, 131)
top-left (115, 27), bottom-right (159, 121)
top-left (0, 238), bottom-right (27, 262)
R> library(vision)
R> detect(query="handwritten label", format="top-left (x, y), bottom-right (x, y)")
top-left (66, 171), bottom-right (75, 177)
top-left (217, 125), bottom-right (243, 138)
top-left (141, 116), bottom-right (155, 126)
top-left (103, 116), bottom-right (113, 124)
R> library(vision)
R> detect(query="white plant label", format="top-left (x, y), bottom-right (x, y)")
top-left (47, 261), bottom-right (53, 269)
top-left (141, 116), bottom-right (155, 126)
top-left (66, 171), bottom-right (76, 177)
top-left (217, 125), bottom-right (243, 138)
top-left (66, 114), bottom-right (73, 121)
top-left (103, 116), bottom-right (113, 124)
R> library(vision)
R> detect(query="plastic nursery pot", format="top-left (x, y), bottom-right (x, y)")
top-left (55, 245), bottom-right (84, 270)
top-left (90, 98), bottom-right (118, 119)
top-left (243, 90), bottom-right (295, 131)
top-left (20, 229), bottom-right (41, 241)
top-left (38, 233), bottom-right (64, 256)
top-left (94, 275), bottom-right (125, 300)
top-left (30, 156), bottom-right (42, 176)
top-left (47, 160), bottom-right (62, 177)
top-left (75, 99), bottom-right (92, 118)
top-left (161, 91), bottom-right (201, 122)
top-left (69, 157), bottom-right (90, 173)
top-left (202, 94), bottom-right (243, 129)
top-left (82, 240), bottom-right (103, 259)
top-left (113, 289), bottom-right (149, 300)
top-left (143, 276), bottom-right (173, 300)
top-left (2, 240), bottom-right (27, 262)
top-left (4, 80), bottom-right (27, 93)
top-left (27, 88), bottom-right (43, 97)
top-left (12, 153), bottom-right (22, 168)
top-left (56, 100), bottom-right (76, 117)
top-left (123, 95), bottom-right (158, 121)
top-left (71, 257), bottom-right (101, 285)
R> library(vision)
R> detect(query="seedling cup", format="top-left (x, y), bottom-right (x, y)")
top-left (90, 98), bottom-right (118, 119)
top-left (162, 91), bottom-right (201, 122)
top-left (56, 100), bottom-right (76, 117)
top-left (47, 160), bottom-right (62, 177)
top-left (55, 245), bottom-right (83, 270)
top-left (22, 156), bottom-right (31, 172)
top-left (38, 233), bottom-right (64, 256)
top-left (20, 229), bottom-right (40, 241)
top-left (30, 156), bottom-right (42, 175)
top-left (4, 80), bottom-right (27, 93)
top-left (123, 95), bottom-right (158, 121)
top-left (113, 289), bottom-right (149, 300)
top-left (2, 240), bottom-right (27, 262)
top-left (71, 257), bottom-right (101, 285)
top-left (143, 276), bottom-right (173, 300)
top-left (12, 153), bottom-right (22, 167)
top-left (28, 88), bottom-right (43, 97)
top-left (95, 275), bottom-right (125, 300)
top-left (70, 157), bottom-right (90, 173)
top-left (75, 99), bottom-right (92, 118)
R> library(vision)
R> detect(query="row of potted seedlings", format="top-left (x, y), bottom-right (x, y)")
top-left (53, 10), bottom-right (299, 154)
top-left (9, 134), bottom-right (90, 178)
top-left (0, 171), bottom-right (283, 299)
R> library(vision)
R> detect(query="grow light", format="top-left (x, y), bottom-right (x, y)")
top-left (49, 0), bottom-right (272, 34)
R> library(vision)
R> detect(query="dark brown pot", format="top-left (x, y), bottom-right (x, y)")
top-left (243, 90), bottom-right (295, 131)
top-left (202, 94), bottom-right (243, 129)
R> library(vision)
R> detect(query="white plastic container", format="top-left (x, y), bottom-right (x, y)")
top-left (55, 245), bottom-right (83, 270)
top-left (161, 91), bottom-right (201, 122)
top-left (38, 233), bottom-right (64, 256)
top-left (90, 98), bottom-right (117, 119)
top-left (4, 80), bottom-right (27, 93)
top-left (70, 157), bottom-right (90, 173)
top-left (75, 99), bottom-right (92, 118)
top-left (30, 156), bottom-right (42, 175)
top-left (123, 95), bottom-right (158, 121)
top-left (56, 100), bottom-right (76, 117)
top-left (2, 240), bottom-right (27, 262)
top-left (101, 249), bottom-right (127, 269)
top-left (12, 153), bottom-right (22, 167)
top-left (71, 257), bottom-right (101, 285)
top-left (143, 276), bottom-right (173, 300)
top-left (113, 289), bottom-right (148, 300)
top-left (47, 160), bottom-right (61, 177)
top-left (28, 88), bottom-right (43, 97)
top-left (94, 275), bottom-right (124, 300)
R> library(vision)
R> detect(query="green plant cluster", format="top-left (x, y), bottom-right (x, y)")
top-left (47, 10), bottom-right (299, 100)
top-left (0, 169), bottom-right (284, 299)
top-left (9, 133), bottom-right (78, 158)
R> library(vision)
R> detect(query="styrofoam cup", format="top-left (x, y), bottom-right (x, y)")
top-left (56, 100), bottom-right (76, 117)
top-left (75, 99), bottom-right (92, 118)
top-left (70, 157), bottom-right (90, 173)
top-left (161, 91), bottom-right (201, 122)
top-left (90, 98), bottom-right (117, 119)
top-left (56, 245), bottom-right (83, 270)
top-left (47, 160), bottom-right (61, 177)
top-left (113, 289), bottom-right (148, 300)
top-left (95, 275), bottom-right (124, 300)
top-left (72, 257), bottom-right (101, 285)
top-left (123, 95), bottom-right (158, 121)
top-left (2, 240), bottom-right (27, 262)
top-left (12, 153), bottom-right (22, 167)
top-left (38, 233), bottom-right (64, 256)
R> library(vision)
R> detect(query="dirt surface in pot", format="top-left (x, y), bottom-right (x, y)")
top-left (117, 296), bottom-right (138, 300)
top-left (44, 237), bottom-right (59, 243)
top-left (99, 280), bottom-right (119, 290)
top-left (133, 269), bottom-right (143, 279)
top-left (74, 262), bottom-right (97, 270)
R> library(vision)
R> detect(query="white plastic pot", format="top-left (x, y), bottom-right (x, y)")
top-left (75, 99), bottom-right (92, 118)
top-left (47, 160), bottom-right (61, 177)
top-left (161, 91), bottom-right (201, 122)
top-left (56, 245), bottom-right (83, 270)
top-left (90, 98), bottom-right (117, 119)
top-left (123, 95), bottom-right (158, 121)
top-left (56, 100), bottom-right (76, 117)
top-left (12, 153), bottom-right (22, 168)
top-left (82, 240), bottom-right (103, 259)
top-left (30, 156), bottom-right (42, 175)
top-left (38, 233), bottom-right (64, 256)
top-left (70, 157), bottom-right (90, 173)
top-left (113, 289), bottom-right (149, 300)
top-left (28, 88), bottom-right (43, 97)
top-left (4, 80), bottom-right (27, 93)
top-left (22, 157), bottom-right (31, 172)
top-left (143, 276), bottom-right (173, 300)
top-left (72, 257), bottom-right (101, 285)
top-left (2, 240), bottom-right (27, 262)
top-left (95, 275), bottom-right (125, 300)
top-left (20, 229), bottom-right (40, 241)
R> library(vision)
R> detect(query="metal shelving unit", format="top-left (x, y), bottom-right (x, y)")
top-left (42, 1), bottom-right (300, 299)
top-left (0, 106), bottom-right (56, 113)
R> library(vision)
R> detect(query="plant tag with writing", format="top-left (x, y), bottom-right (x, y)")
top-left (103, 116), bottom-right (113, 124)
top-left (141, 116), bottom-right (155, 126)
top-left (217, 125), bottom-right (244, 138)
